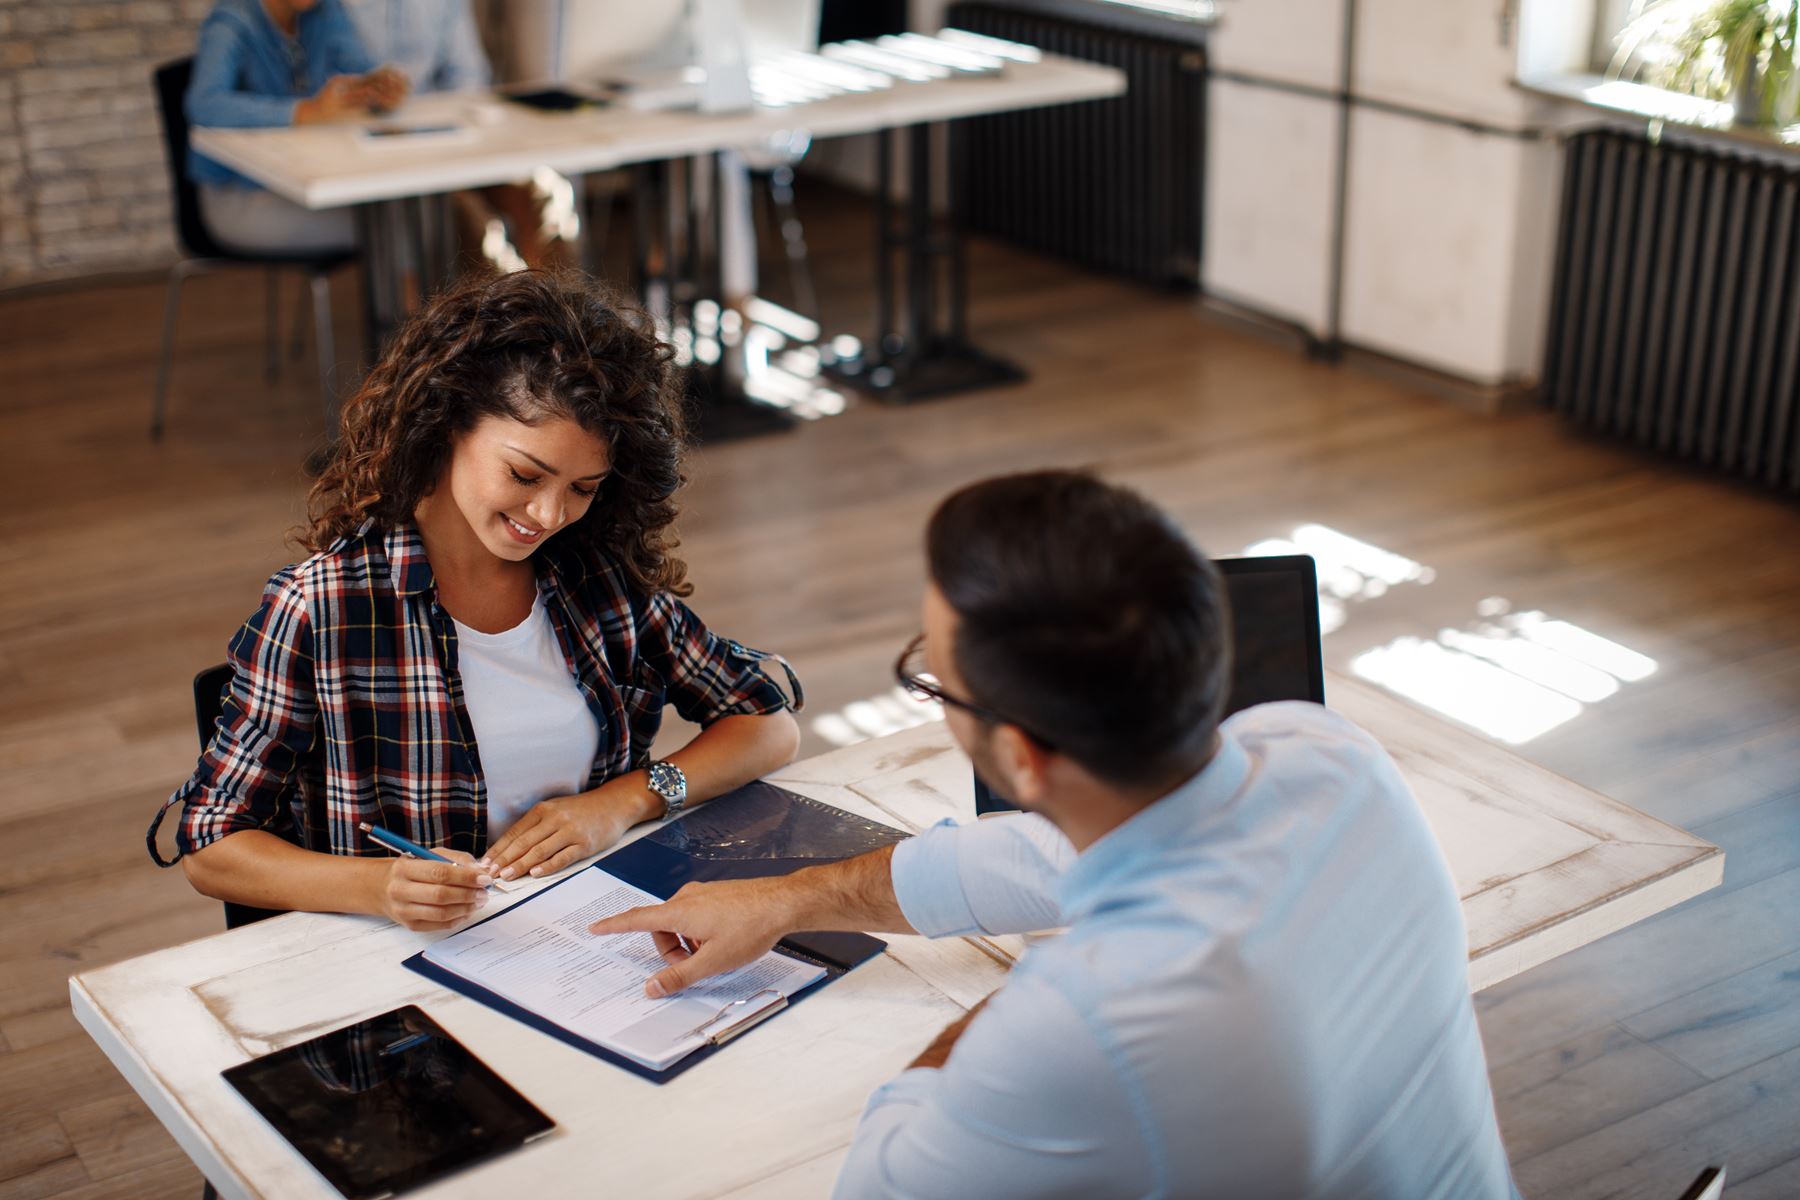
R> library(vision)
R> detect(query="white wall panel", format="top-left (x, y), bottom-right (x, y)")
top-left (1203, 77), bottom-right (1339, 337)
top-left (1339, 106), bottom-right (1559, 384)
top-left (1353, 0), bottom-right (1564, 129)
top-left (1208, 0), bottom-right (1345, 90)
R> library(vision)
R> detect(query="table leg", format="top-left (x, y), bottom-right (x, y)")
top-left (436, 191), bottom-right (457, 284)
top-left (904, 121), bottom-right (931, 371)
top-left (875, 127), bottom-right (895, 362)
top-left (406, 195), bottom-right (432, 301)
top-left (682, 156), bottom-right (702, 327)
top-left (680, 149), bottom-right (796, 443)
top-left (355, 203), bottom-right (381, 363)
top-left (823, 121), bottom-right (1026, 404)
top-left (631, 163), bottom-right (669, 322)
top-left (354, 200), bottom-right (420, 359)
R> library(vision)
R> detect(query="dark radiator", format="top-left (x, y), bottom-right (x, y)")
top-left (946, 2), bottom-right (1205, 288)
top-left (1544, 129), bottom-right (1800, 490)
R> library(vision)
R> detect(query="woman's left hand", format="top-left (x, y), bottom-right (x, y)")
top-left (484, 779), bottom-right (654, 881)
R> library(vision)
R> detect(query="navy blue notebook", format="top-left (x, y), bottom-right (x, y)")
top-left (403, 782), bottom-right (908, 1083)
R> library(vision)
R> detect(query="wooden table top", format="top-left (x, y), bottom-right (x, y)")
top-left (70, 678), bottom-right (1720, 1198)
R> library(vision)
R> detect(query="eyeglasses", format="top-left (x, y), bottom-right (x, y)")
top-left (893, 633), bottom-right (1057, 749)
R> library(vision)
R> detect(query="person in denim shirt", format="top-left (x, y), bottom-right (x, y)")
top-left (188, 0), bottom-right (409, 253)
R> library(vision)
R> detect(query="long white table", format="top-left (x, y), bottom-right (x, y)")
top-left (71, 676), bottom-right (1720, 1199)
top-left (190, 51), bottom-right (1126, 210)
top-left (189, 41), bottom-right (1128, 418)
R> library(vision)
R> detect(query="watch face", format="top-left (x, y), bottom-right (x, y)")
top-left (650, 762), bottom-right (684, 798)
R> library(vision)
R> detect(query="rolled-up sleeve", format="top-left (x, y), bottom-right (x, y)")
top-left (642, 591), bottom-right (799, 725)
top-left (890, 814), bottom-right (1073, 938)
top-left (834, 974), bottom-right (1153, 1199)
top-left (150, 570), bottom-right (320, 864)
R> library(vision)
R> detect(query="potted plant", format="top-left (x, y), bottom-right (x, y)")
top-left (1611, 0), bottom-right (1800, 127)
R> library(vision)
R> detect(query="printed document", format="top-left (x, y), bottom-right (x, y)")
top-left (424, 867), bottom-right (824, 1070)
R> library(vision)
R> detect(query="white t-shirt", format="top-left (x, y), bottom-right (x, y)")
top-left (452, 595), bottom-right (602, 842)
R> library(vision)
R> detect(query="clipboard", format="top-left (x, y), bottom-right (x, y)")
top-left (403, 782), bottom-right (908, 1083)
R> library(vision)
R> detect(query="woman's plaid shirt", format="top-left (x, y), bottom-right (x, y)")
top-left (149, 522), bottom-right (799, 864)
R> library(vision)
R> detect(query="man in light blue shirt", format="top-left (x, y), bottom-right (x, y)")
top-left (593, 470), bottom-right (1519, 1199)
top-left (340, 0), bottom-right (489, 93)
top-left (342, 0), bottom-right (571, 268)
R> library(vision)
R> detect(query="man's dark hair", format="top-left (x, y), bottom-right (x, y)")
top-left (926, 470), bottom-right (1231, 787)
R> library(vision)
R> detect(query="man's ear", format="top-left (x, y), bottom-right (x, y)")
top-left (992, 724), bottom-right (1054, 807)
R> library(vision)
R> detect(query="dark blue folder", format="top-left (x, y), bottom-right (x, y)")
top-left (403, 781), bottom-right (909, 1083)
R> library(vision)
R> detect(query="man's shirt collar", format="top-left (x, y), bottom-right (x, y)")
top-left (1057, 731), bottom-right (1252, 923)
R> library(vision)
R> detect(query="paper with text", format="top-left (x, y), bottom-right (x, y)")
top-left (423, 867), bottom-right (824, 1070)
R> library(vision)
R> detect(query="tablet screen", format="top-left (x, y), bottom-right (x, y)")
top-left (223, 1005), bottom-right (553, 1199)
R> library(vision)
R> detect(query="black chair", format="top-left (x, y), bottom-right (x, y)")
top-left (151, 58), bottom-right (357, 439)
top-left (1678, 1166), bottom-right (1726, 1200)
top-left (192, 664), bottom-right (287, 931)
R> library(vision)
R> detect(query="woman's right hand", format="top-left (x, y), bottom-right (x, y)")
top-left (374, 850), bottom-right (493, 930)
top-left (295, 75), bottom-right (372, 125)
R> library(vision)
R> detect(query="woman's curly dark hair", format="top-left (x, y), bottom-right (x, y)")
top-left (303, 269), bottom-right (692, 596)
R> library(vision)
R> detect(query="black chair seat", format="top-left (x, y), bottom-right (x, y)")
top-left (155, 58), bottom-right (354, 271)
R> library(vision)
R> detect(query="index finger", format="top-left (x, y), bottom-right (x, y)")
top-left (644, 938), bottom-right (743, 997)
top-left (588, 901), bottom-right (676, 938)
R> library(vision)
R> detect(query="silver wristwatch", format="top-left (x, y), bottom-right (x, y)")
top-left (647, 760), bottom-right (688, 820)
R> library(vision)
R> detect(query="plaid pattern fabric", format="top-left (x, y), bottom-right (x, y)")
top-left (149, 522), bottom-right (799, 865)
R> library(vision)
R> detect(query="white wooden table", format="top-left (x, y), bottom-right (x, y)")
top-left (72, 678), bottom-right (1721, 1199)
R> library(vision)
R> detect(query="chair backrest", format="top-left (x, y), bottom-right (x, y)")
top-left (153, 57), bottom-right (225, 259)
top-left (192, 664), bottom-right (287, 931)
top-left (192, 662), bottom-right (232, 748)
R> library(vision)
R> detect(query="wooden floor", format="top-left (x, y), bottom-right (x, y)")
top-left (2, 195), bottom-right (1798, 1200)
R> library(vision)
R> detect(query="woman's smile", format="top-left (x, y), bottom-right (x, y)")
top-left (501, 513), bottom-right (545, 544)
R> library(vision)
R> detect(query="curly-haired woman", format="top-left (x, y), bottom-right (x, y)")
top-left (149, 270), bottom-right (802, 931)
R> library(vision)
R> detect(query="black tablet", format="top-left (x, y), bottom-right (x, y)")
top-left (223, 1005), bottom-right (554, 1199)
top-left (501, 86), bottom-right (601, 112)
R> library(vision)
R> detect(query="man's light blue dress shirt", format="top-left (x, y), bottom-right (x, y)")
top-left (837, 702), bottom-right (1520, 1200)
top-left (342, 0), bottom-right (490, 95)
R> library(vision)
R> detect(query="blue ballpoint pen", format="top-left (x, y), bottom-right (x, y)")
top-left (358, 821), bottom-right (452, 863)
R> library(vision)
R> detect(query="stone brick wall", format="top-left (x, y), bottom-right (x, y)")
top-left (0, 0), bottom-right (212, 287)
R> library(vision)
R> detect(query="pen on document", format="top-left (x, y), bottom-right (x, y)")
top-left (359, 823), bottom-right (497, 891)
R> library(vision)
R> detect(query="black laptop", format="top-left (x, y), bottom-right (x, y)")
top-left (973, 554), bottom-right (1324, 814)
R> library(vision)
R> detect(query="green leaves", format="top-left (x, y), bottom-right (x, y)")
top-left (1614, 0), bottom-right (1800, 126)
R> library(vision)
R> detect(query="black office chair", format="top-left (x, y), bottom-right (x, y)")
top-left (151, 58), bottom-right (357, 439)
top-left (192, 664), bottom-right (288, 931)
top-left (1678, 1166), bottom-right (1726, 1200)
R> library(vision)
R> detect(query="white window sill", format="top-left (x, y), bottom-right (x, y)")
top-left (1516, 70), bottom-right (1800, 155)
